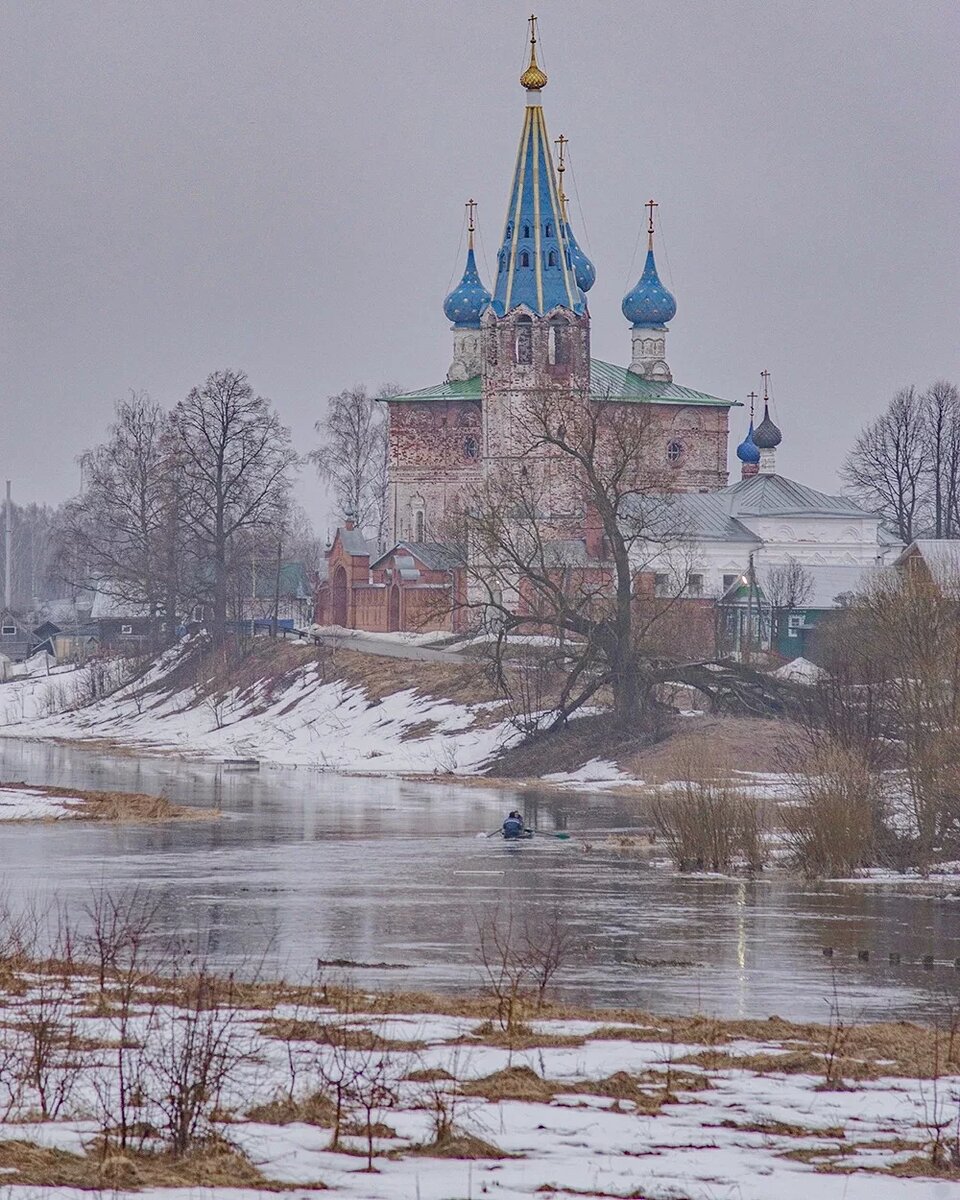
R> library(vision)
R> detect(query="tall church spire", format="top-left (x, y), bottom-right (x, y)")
top-left (490, 16), bottom-right (585, 317)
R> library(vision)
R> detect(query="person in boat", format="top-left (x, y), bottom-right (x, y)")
top-left (502, 811), bottom-right (525, 839)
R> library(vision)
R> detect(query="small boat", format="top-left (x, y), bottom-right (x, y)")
top-left (502, 828), bottom-right (535, 841)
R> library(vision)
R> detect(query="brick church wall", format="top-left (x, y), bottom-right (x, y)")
top-left (387, 399), bottom-right (483, 542)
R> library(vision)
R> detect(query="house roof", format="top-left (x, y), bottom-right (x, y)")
top-left (895, 540), bottom-right (960, 596)
top-left (669, 492), bottom-right (762, 544)
top-left (335, 527), bottom-right (372, 557)
top-left (717, 474), bottom-right (869, 520)
top-left (89, 590), bottom-right (151, 620)
top-left (371, 541), bottom-right (466, 572)
top-left (388, 360), bottom-right (734, 408)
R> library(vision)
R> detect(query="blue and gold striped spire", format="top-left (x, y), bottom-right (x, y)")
top-left (490, 16), bottom-right (585, 317)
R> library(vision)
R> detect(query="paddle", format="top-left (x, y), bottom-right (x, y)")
top-left (476, 827), bottom-right (572, 840)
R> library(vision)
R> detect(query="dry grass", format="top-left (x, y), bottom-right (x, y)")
top-left (718, 1116), bottom-right (846, 1139)
top-left (886, 1155), bottom-right (960, 1180)
top-left (465, 1019), bottom-right (585, 1050)
top-left (408, 1132), bottom-right (511, 1159)
top-left (0, 1138), bottom-right (324, 1191)
top-left (259, 1015), bottom-right (425, 1052)
top-left (0, 780), bottom-right (217, 822)
top-left (461, 1065), bottom-right (556, 1103)
top-left (246, 1091), bottom-right (336, 1126)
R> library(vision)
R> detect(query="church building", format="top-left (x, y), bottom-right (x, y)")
top-left (315, 19), bottom-right (891, 642)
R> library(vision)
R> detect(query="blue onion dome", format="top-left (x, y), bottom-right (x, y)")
top-left (564, 223), bottom-right (596, 293)
top-left (753, 403), bottom-right (782, 449)
top-left (443, 247), bottom-right (491, 328)
top-left (622, 248), bottom-right (677, 328)
top-left (736, 421), bottom-right (761, 464)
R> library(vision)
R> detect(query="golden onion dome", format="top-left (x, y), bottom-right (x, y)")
top-left (520, 15), bottom-right (548, 90)
top-left (520, 52), bottom-right (547, 91)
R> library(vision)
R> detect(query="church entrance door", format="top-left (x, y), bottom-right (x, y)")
top-left (388, 585), bottom-right (401, 632)
top-left (332, 566), bottom-right (348, 627)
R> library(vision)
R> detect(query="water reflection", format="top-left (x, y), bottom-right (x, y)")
top-left (0, 738), bottom-right (958, 1020)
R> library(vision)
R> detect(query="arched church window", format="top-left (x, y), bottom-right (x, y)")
top-left (548, 320), bottom-right (568, 366)
top-left (522, 223), bottom-right (531, 238)
top-left (547, 250), bottom-right (558, 267)
top-left (463, 435), bottom-right (479, 460)
top-left (506, 222), bottom-right (513, 238)
top-left (519, 250), bottom-right (530, 268)
top-left (545, 222), bottom-right (553, 238)
top-left (415, 509), bottom-right (425, 542)
top-left (487, 334), bottom-right (497, 367)
top-left (666, 439), bottom-right (684, 465)
top-left (515, 315), bottom-right (533, 364)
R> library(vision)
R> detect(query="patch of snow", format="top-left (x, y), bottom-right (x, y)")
top-left (773, 656), bottom-right (826, 684)
top-left (0, 786), bottom-right (81, 821)
top-left (541, 758), bottom-right (634, 788)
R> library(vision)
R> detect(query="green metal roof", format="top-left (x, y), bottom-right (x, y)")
top-left (389, 376), bottom-right (483, 403)
top-left (389, 359), bottom-right (734, 407)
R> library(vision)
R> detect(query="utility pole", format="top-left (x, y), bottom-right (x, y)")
top-left (4, 481), bottom-right (11, 612)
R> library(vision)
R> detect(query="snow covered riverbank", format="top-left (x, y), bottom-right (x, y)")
top-left (0, 645), bottom-right (519, 775)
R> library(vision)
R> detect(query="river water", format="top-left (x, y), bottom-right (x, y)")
top-left (1, 739), bottom-right (958, 1022)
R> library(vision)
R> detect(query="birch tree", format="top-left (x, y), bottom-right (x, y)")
top-left (310, 384), bottom-right (397, 548)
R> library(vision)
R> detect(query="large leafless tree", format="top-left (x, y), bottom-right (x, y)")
top-left (842, 380), bottom-right (960, 542)
top-left (458, 388), bottom-right (772, 732)
top-left (310, 384), bottom-right (397, 549)
top-left (172, 370), bottom-right (298, 642)
top-left (59, 393), bottom-right (182, 623)
top-left (842, 386), bottom-right (926, 543)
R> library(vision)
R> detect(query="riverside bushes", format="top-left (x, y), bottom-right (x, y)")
top-left (650, 740), bottom-right (768, 873)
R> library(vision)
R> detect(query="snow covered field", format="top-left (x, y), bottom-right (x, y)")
top-left (0, 958), bottom-right (957, 1199)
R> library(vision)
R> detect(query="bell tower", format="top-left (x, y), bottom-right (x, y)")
top-left (481, 15), bottom-right (593, 505)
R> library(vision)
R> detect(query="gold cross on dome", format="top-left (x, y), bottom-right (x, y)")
top-left (465, 198), bottom-right (476, 247)
top-left (761, 369), bottom-right (771, 400)
top-left (747, 391), bottom-right (758, 420)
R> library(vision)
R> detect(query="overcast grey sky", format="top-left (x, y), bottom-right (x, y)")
top-left (2, 0), bottom-right (957, 516)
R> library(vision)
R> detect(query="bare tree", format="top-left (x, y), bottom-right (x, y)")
top-left (58, 393), bottom-right (181, 627)
top-left (459, 387), bottom-right (713, 731)
top-left (173, 370), bottom-right (298, 642)
top-left (763, 557), bottom-right (814, 649)
top-left (842, 386), bottom-right (927, 543)
top-left (0, 500), bottom-right (65, 612)
top-left (310, 384), bottom-right (397, 549)
top-left (923, 379), bottom-right (960, 539)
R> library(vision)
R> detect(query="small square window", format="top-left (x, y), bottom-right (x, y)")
top-left (686, 573), bottom-right (704, 597)
top-left (1, 625), bottom-right (15, 636)
top-left (120, 624), bottom-right (133, 635)
top-left (787, 614), bottom-right (804, 628)
top-left (722, 574), bottom-right (738, 592)
top-left (654, 573), bottom-right (669, 597)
